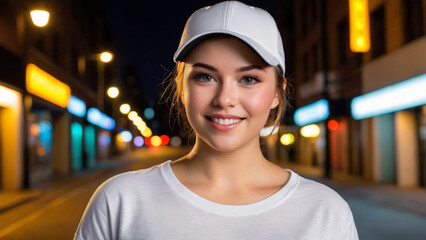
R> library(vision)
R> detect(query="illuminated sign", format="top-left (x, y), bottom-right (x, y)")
top-left (67, 95), bottom-right (86, 118)
top-left (349, 0), bottom-right (371, 52)
top-left (351, 73), bottom-right (426, 120)
top-left (0, 85), bottom-right (20, 108)
top-left (300, 124), bottom-right (321, 138)
top-left (294, 99), bottom-right (329, 126)
top-left (26, 63), bottom-right (71, 108)
top-left (87, 107), bottom-right (115, 130)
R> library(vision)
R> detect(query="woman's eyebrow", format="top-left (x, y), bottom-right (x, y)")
top-left (192, 63), bottom-right (218, 72)
top-left (238, 65), bottom-right (266, 72)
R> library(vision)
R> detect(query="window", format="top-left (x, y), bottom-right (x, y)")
top-left (403, 0), bottom-right (424, 43)
top-left (370, 5), bottom-right (386, 59)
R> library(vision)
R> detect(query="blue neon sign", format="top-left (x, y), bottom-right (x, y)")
top-left (67, 95), bottom-right (87, 118)
top-left (294, 99), bottom-right (329, 126)
top-left (351, 73), bottom-right (426, 120)
top-left (87, 108), bottom-right (115, 130)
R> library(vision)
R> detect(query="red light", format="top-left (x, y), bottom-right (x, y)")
top-left (145, 137), bottom-right (151, 146)
top-left (328, 120), bottom-right (339, 131)
top-left (160, 135), bottom-right (170, 145)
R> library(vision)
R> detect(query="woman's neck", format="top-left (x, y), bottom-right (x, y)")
top-left (178, 136), bottom-right (270, 187)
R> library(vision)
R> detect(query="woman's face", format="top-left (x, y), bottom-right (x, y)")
top-left (181, 37), bottom-right (279, 152)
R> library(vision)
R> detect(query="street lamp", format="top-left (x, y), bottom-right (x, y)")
top-left (107, 86), bottom-right (119, 99)
top-left (120, 103), bottom-right (131, 114)
top-left (30, 10), bottom-right (50, 27)
top-left (100, 51), bottom-right (113, 63)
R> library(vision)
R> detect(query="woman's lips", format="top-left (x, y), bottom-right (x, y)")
top-left (205, 114), bottom-right (245, 131)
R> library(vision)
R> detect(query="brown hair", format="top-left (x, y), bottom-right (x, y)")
top-left (162, 62), bottom-right (289, 137)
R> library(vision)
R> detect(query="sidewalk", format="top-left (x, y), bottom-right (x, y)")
top-left (0, 153), bottom-right (135, 214)
top-left (278, 161), bottom-right (426, 217)
top-left (0, 146), bottom-right (192, 214)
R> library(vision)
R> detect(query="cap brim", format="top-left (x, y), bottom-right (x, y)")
top-left (173, 30), bottom-right (280, 68)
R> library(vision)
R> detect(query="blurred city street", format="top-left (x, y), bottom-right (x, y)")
top-left (1, 0), bottom-right (426, 239)
top-left (0, 146), bottom-right (424, 240)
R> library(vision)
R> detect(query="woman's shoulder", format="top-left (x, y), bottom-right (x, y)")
top-left (96, 161), bottom-right (169, 195)
top-left (290, 171), bottom-right (351, 211)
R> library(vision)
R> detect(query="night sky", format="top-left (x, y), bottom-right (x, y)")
top-left (100, 0), bottom-right (282, 103)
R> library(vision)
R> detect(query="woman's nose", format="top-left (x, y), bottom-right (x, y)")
top-left (212, 79), bottom-right (238, 108)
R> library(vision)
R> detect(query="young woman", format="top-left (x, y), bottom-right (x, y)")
top-left (75, 1), bottom-right (358, 239)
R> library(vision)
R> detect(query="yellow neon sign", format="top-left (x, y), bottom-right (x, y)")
top-left (349, 0), bottom-right (371, 52)
top-left (26, 63), bottom-right (71, 108)
top-left (0, 85), bottom-right (20, 108)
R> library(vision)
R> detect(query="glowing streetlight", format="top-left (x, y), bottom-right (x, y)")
top-left (107, 86), bottom-right (119, 98)
top-left (128, 111), bottom-right (138, 121)
top-left (300, 124), bottom-right (321, 138)
top-left (30, 10), bottom-right (50, 27)
top-left (151, 135), bottom-right (162, 147)
top-left (120, 103), bottom-right (131, 114)
top-left (100, 51), bottom-right (113, 63)
top-left (280, 133), bottom-right (295, 146)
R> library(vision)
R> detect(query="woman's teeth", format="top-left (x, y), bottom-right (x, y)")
top-left (212, 118), bottom-right (241, 125)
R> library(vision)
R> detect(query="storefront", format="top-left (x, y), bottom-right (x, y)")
top-left (0, 84), bottom-right (24, 190)
top-left (26, 63), bottom-right (71, 186)
top-left (357, 64), bottom-right (426, 187)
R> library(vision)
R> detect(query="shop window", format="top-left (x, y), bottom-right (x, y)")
top-left (28, 110), bottom-right (53, 174)
top-left (403, 0), bottom-right (424, 44)
top-left (71, 122), bottom-right (83, 171)
top-left (370, 5), bottom-right (386, 59)
top-left (84, 125), bottom-right (96, 167)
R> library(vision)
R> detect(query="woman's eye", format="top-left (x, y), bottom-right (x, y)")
top-left (195, 74), bottom-right (214, 82)
top-left (240, 76), bottom-right (259, 85)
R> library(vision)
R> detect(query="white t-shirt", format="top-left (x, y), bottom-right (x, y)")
top-left (75, 160), bottom-right (358, 240)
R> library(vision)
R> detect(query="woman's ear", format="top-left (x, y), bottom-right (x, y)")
top-left (271, 77), bottom-right (286, 109)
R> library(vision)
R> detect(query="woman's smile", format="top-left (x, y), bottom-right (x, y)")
top-left (205, 114), bottom-right (246, 131)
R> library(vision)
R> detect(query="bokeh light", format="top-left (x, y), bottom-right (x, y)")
top-left (30, 10), bottom-right (50, 27)
top-left (280, 133), bottom-right (295, 146)
top-left (151, 135), bottom-right (162, 147)
top-left (128, 111), bottom-right (138, 121)
top-left (120, 103), bottom-right (131, 114)
top-left (107, 87), bottom-right (119, 98)
top-left (119, 131), bottom-right (132, 142)
top-left (170, 136), bottom-right (182, 147)
top-left (144, 108), bottom-right (155, 120)
top-left (300, 124), bottom-right (321, 138)
top-left (328, 120), bottom-right (339, 131)
top-left (160, 135), bottom-right (170, 145)
top-left (134, 136), bottom-right (144, 147)
top-left (100, 51), bottom-right (113, 63)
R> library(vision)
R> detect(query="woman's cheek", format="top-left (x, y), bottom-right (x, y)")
top-left (243, 90), bottom-right (275, 115)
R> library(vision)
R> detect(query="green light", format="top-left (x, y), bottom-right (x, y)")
top-left (71, 122), bottom-right (83, 171)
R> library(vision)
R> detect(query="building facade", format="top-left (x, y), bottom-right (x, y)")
top-left (0, 0), bottom-right (117, 191)
top-left (292, 0), bottom-right (426, 187)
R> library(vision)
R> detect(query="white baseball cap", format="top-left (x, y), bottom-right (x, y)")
top-left (173, 1), bottom-right (286, 76)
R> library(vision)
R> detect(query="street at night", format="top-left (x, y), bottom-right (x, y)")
top-left (1, 0), bottom-right (426, 239)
